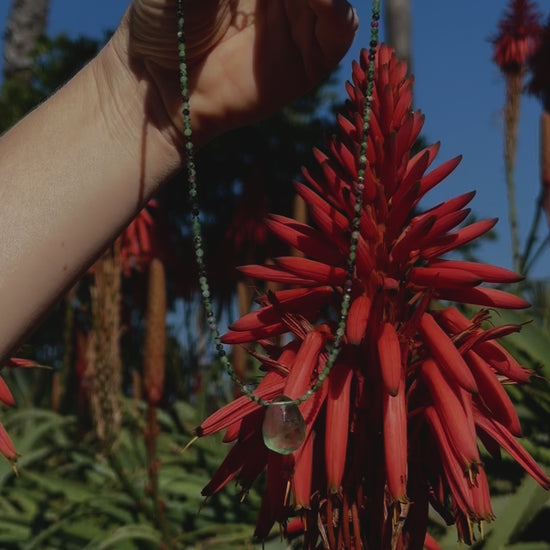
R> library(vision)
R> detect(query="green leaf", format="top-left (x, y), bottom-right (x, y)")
top-left (504, 543), bottom-right (550, 550)
top-left (482, 475), bottom-right (550, 550)
top-left (83, 524), bottom-right (162, 549)
top-left (22, 471), bottom-right (95, 503)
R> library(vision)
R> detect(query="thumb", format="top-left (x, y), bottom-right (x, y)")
top-left (309, 0), bottom-right (359, 67)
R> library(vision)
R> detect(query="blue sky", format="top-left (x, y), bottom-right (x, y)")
top-left (1, 0), bottom-right (548, 279)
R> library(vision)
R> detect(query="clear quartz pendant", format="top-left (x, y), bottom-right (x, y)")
top-left (262, 395), bottom-right (306, 455)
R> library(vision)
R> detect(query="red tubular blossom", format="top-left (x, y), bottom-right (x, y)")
top-left (229, 287), bottom-right (334, 331)
top-left (346, 295), bottom-right (372, 345)
top-left (255, 453), bottom-right (294, 539)
top-left (0, 424), bottom-right (17, 464)
top-left (421, 359), bottom-right (481, 471)
top-left (273, 257), bottom-right (347, 285)
top-left (436, 307), bottom-right (532, 383)
top-left (418, 155), bottom-right (463, 197)
top-left (265, 215), bottom-right (344, 264)
top-left (474, 410), bottom-right (550, 490)
top-left (195, 45), bottom-right (543, 549)
top-left (237, 264), bottom-right (319, 286)
top-left (466, 350), bottom-right (522, 436)
top-left (434, 286), bottom-right (530, 310)
top-left (202, 433), bottom-right (267, 496)
top-left (419, 313), bottom-right (478, 393)
top-left (5, 357), bottom-right (42, 369)
top-left (423, 534), bottom-right (442, 550)
top-left (0, 377), bottom-right (15, 407)
top-left (408, 266), bottom-right (482, 288)
top-left (383, 378), bottom-right (408, 502)
top-left (427, 259), bottom-right (523, 283)
top-left (293, 429), bottom-right (315, 508)
top-left (377, 322), bottom-right (402, 396)
top-left (475, 340), bottom-right (532, 383)
top-left (195, 370), bottom-right (285, 437)
top-left (284, 329), bottom-right (328, 401)
top-left (221, 319), bottom-right (288, 344)
top-left (420, 218), bottom-right (498, 259)
top-left (424, 406), bottom-right (477, 515)
top-left (325, 363), bottom-right (353, 492)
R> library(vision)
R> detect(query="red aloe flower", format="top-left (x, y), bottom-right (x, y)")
top-left (194, 45), bottom-right (549, 549)
top-left (0, 424), bottom-right (17, 465)
top-left (491, 0), bottom-right (543, 74)
top-left (490, 0), bottom-right (543, 271)
top-left (119, 200), bottom-right (157, 276)
top-left (0, 357), bottom-right (46, 466)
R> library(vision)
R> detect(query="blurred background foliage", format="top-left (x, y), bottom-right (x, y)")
top-left (0, 0), bottom-right (549, 548)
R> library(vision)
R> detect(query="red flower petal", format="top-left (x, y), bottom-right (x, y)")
top-left (274, 257), bottom-right (347, 286)
top-left (419, 314), bottom-right (478, 393)
top-left (202, 434), bottom-right (267, 496)
top-left (421, 218), bottom-right (498, 259)
top-left (293, 429), bottom-right (315, 508)
top-left (418, 155), bottom-right (463, 198)
top-left (475, 339), bottom-right (531, 383)
top-left (383, 379), bottom-right (408, 502)
top-left (325, 363), bottom-right (353, 492)
top-left (434, 287), bottom-right (530, 310)
top-left (424, 406), bottom-right (476, 514)
top-left (229, 287), bottom-right (334, 331)
top-left (466, 350), bottom-right (522, 436)
top-left (422, 359), bottom-right (481, 470)
top-left (221, 321), bottom-right (288, 344)
top-left (377, 322), bottom-right (402, 396)
top-left (0, 424), bottom-right (17, 463)
top-left (237, 264), bottom-right (319, 286)
top-left (409, 266), bottom-right (482, 288)
top-left (474, 409), bottom-right (550, 489)
top-left (346, 295), bottom-right (372, 345)
top-left (427, 259), bottom-right (523, 283)
top-left (0, 377), bottom-right (15, 407)
top-left (196, 371), bottom-right (285, 436)
top-left (284, 330), bottom-right (328, 400)
top-left (265, 215), bottom-right (344, 265)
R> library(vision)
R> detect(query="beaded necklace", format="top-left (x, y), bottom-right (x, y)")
top-left (177, 0), bottom-right (381, 454)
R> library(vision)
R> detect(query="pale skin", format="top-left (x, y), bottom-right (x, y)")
top-left (0, 0), bottom-right (358, 361)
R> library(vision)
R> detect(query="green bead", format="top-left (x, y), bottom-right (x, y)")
top-left (262, 396), bottom-right (306, 455)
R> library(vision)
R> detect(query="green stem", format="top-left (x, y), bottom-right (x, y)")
top-left (145, 403), bottom-right (170, 541)
top-left (503, 72), bottom-right (522, 275)
top-left (505, 160), bottom-right (522, 274)
top-left (108, 450), bottom-right (153, 520)
top-left (520, 191), bottom-right (544, 276)
top-left (523, 233), bottom-right (550, 276)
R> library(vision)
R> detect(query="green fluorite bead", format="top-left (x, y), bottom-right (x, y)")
top-left (262, 395), bottom-right (306, 455)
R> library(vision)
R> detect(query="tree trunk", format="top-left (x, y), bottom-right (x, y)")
top-left (384, 0), bottom-right (412, 75)
top-left (3, 0), bottom-right (50, 80)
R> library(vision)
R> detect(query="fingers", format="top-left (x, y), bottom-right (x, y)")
top-left (129, 0), bottom-right (233, 67)
top-left (308, 0), bottom-right (359, 67)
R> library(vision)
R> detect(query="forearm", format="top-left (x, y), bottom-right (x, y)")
top-left (0, 32), bottom-right (184, 360)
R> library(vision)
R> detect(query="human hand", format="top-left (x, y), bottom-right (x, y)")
top-left (114, 0), bottom-right (358, 147)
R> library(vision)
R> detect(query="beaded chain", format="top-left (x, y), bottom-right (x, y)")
top-left (176, 0), bottom-right (381, 408)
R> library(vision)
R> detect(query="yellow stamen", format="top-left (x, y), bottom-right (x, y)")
top-left (180, 435), bottom-right (198, 454)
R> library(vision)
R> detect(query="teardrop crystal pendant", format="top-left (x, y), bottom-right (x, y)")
top-left (262, 395), bottom-right (306, 455)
